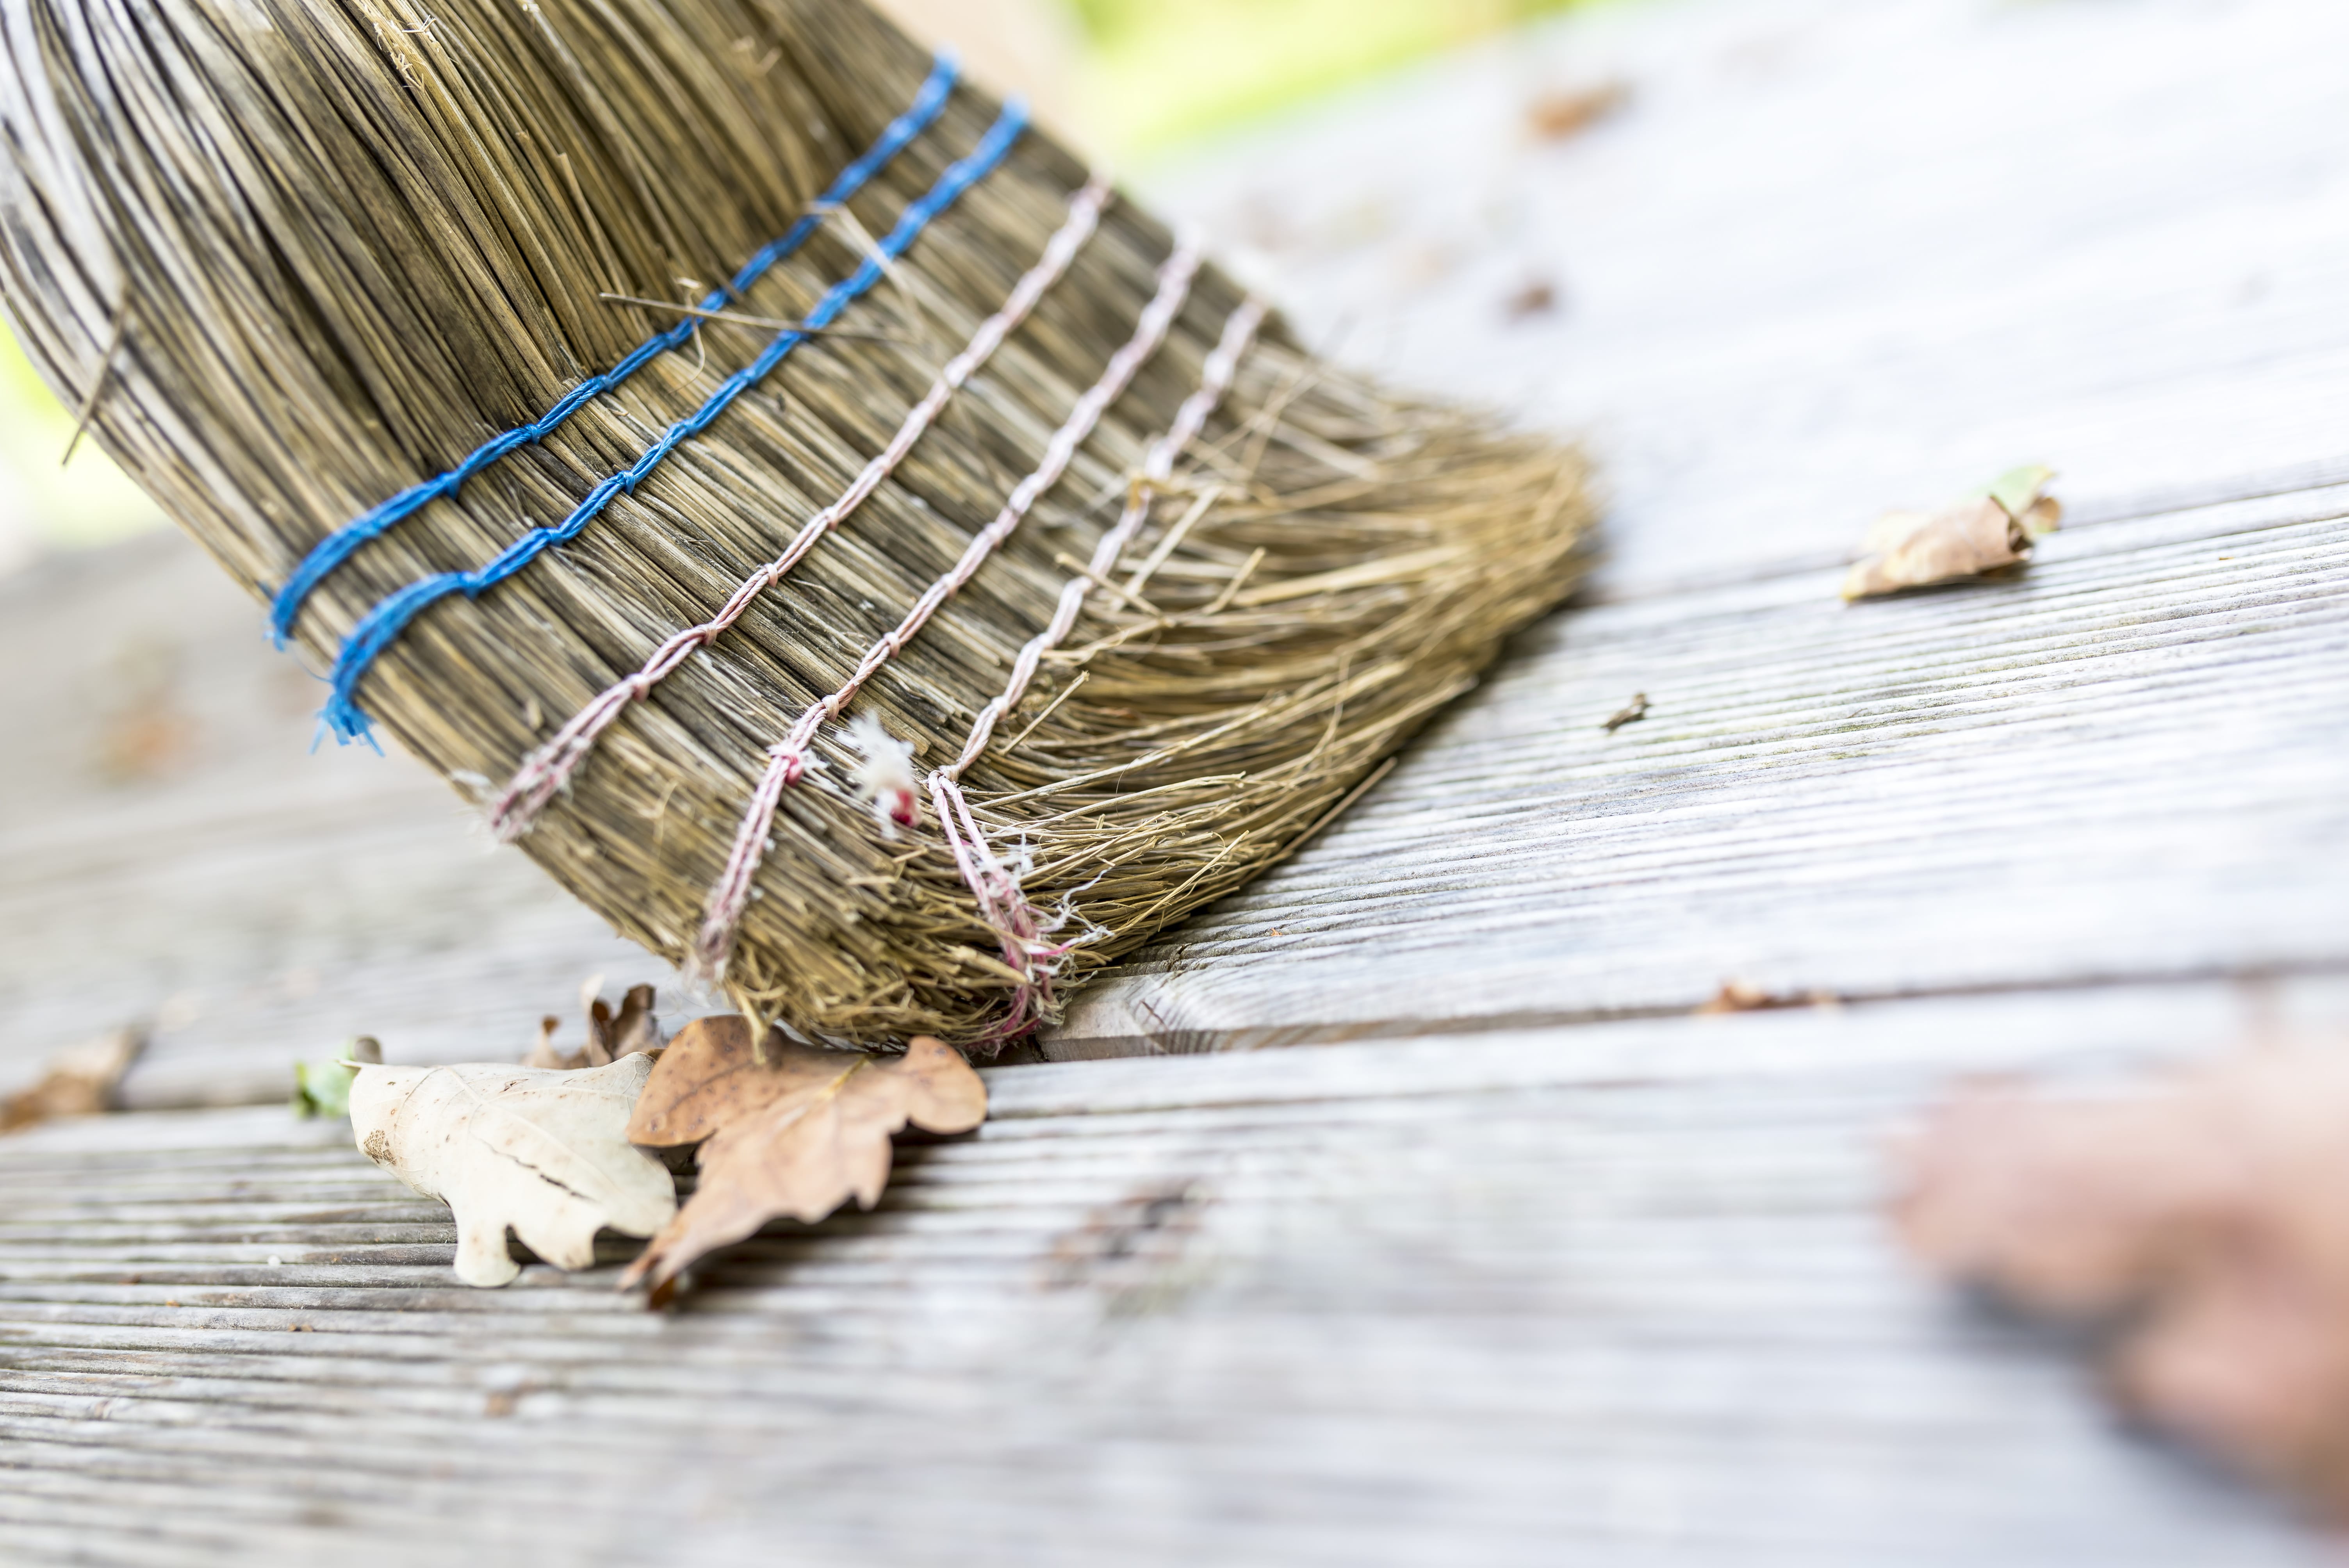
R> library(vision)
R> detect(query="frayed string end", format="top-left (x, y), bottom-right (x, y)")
top-left (847, 714), bottom-right (920, 839)
top-left (929, 773), bottom-right (1076, 1048)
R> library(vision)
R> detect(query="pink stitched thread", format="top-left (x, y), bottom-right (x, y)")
top-left (929, 297), bottom-right (1266, 1041)
top-left (486, 175), bottom-right (1114, 842)
top-left (691, 235), bottom-right (1207, 983)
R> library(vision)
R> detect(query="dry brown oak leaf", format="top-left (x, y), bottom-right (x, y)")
top-left (351, 1056), bottom-right (677, 1288)
top-left (620, 1018), bottom-right (986, 1295)
top-left (1895, 1050), bottom-right (2349, 1518)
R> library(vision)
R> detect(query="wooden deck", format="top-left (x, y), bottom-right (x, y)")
top-left (6, 0), bottom-right (2349, 1558)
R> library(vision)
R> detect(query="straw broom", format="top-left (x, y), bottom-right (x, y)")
top-left (0, 0), bottom-right (1593, 1050)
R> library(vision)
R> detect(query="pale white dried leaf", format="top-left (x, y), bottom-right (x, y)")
top-left (350, 1056), bottom-right (676, 1287)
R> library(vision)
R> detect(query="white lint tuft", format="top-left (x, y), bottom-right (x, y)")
top-left (846, 713), bottom-right (920, 839)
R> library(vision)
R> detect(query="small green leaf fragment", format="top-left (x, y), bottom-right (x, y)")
top-left (292, 1046), bottom-right (366, 1120)
top-left (1982, 465), bottom-right (2055, 520)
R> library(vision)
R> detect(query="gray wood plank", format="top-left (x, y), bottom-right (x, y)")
top-left (0, 537), bottom-right (687, 1106)
top-left (1141, 0), bottom-right (2349, 599)
top-left (1052, 489), bottom-right (2349, 1055)
top-left (17, 476), bottom-right (2347, 1094)
top-left (0, 984), bottom-right (2339, 1566)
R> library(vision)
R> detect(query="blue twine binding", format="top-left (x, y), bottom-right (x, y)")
top-left (316, 101), bottom-right (1031, 746)
top-left (267, 55), bottom-right (962, 651)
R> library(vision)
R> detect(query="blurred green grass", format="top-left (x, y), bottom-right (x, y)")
top-left (1076, 0), bottom-right (1573, 152)
top-left (0, 0), bottom-right (1571, 556)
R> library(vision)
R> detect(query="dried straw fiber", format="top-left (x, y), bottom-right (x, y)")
top-left (0, 0), bottom-right (1593, 1048)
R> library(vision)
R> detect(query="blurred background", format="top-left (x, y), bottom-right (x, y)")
top-left (0, 0), bottom-right (1572, 579)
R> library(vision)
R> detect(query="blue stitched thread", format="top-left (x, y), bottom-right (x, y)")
top-left (316, 102), bottom-right (1030, 745)
top-left (267, 56), bottom-right (962, 650)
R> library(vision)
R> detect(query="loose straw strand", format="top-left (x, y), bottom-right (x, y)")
top-left (61, 295), bottom-right (131, 469)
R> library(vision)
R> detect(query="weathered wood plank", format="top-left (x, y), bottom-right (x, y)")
top-left (1144, 0), bottom-right (2349, 598)
top-left (0, 984), bottom-right (2339, 1565)
top-left (16, 475), bottom-right (2347, 1091)
top-left (0, 537), bottom-right (683, 1104)
top-left (1053, 494), bottom-right (2349, 1053)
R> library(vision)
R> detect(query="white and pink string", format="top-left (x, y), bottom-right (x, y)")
top-left (486, 175), bottom-right (1114, 842)
top-left (692, 235), bottom-right (1208, 982)
top-left (928, 296), bottom-right (1266, 1040)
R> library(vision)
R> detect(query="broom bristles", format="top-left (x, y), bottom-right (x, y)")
top-left (0, 0), bottom-right (1595, 1048)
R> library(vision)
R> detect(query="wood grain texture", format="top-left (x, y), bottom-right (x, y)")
top-left (4, 0), bottom-right (2346, 1101)
top-left (1142, 0), bottom-right (2349, 599)
top-left (5, 0), bottom-right (2349, 1556)
top-left (1, 985), bottom-right (2344, 1566)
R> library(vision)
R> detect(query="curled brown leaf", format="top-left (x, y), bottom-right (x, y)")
top-left (1841, 496), bottom-right (2028, 600)
top-left (620, 1018), bottom-right (986, 1298)
top-left (1895, 1050), bottom-right (2349, 1516)
top-left (526, 982), bottom-right (661, 1070)
top-left (1693, 980), bottom-right (1835, 1014)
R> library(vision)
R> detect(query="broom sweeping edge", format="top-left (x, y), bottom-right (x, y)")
top-left (926, 296), bottom-right (1269, 1042)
